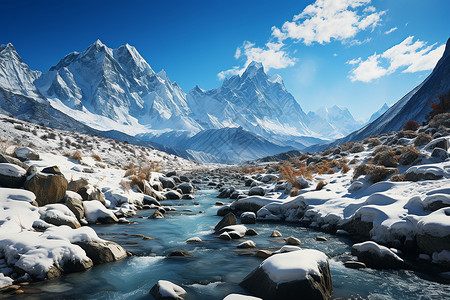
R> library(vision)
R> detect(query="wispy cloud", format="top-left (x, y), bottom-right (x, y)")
top-left (384, 27), bottom-right (397, 34)
top-left (348, 36), bottom-right (445, 82)
top-left (218, 0), bottom-right (385, 80)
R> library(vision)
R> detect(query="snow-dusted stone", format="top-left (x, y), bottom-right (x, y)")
top-left (143, 195), bottom-right (161, 206)
top-left (67, 177), bottom-right (89, 192)
top-left (177, 183), bottom-right (194, 194)
top-left (217, 205), bottom-right (232, 216)
top-left (285, 236), bottom-right (301, 246)
top-left (237, 240), bottom-right (256, 248)
top-left (261, 174), bottom-right (279, 183)
top-left (150, 280), bottom-right (187, 300)
top-left (223, 294), bottom-right (262, 300)
top-left (39, 203), bottom-right (81, 229)
top-left (423, 194), bottom-right (450, 211)
top-left (0, 188), bottom-right (39, 233)
top-left (0, 153), bottom-right (29, 169)
top-left (246, 228), bottom-right (258, 236)
top-left (219, 225), bottom-right (248, 239)
top-left (186, 237), bottom-right (202, 243)
top-left (214, 212), bottom-right (238, 232)
top-left (351, 241), bottom-right (406, 269)
top-left (431, 147), bottom-right (450, 161)
top-left (219, 231), bottom-right (232, 240)
top-left (150, 210), bottom-right (164, 219)
top-left (424, 137), bottom-right (449, 151)
top-left (217, 187), bottom-right (233, 198)
top-left (274, 245), bottom-right (302, 254)
top-left (0, 163), bottom-right (27, 188)
top-left (240, 249), bottom-right (332, 300)
top-left (74, 240), bottom-right (127, 265)
top-left (416, 207), bottom-right (450, 255)
top-left (248, 186), bottom-right (265, 196)
top-left (78, 185), bottom-right (105, 205)
top-left (14, 147), bottom-right (39, 161)
top-left (83, 200), bottom-right (118, 224)
top-left (231, 196), bottom-right (283, 213)
top-left (405, 164), bottom-right (444, 181)
top-left (270, 230), bottom-right (282, 237)
top-left (24, 171), bottom-right (68, 206)
top-left (0, 273), bottom-right (14, 289)
top-left (63, 191), bottom-right (85, 220)
top-left (240, 212), bottom-right (256, 224)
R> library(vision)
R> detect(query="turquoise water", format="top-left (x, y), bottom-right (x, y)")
top-left (17, 189), bottom-right (450, 299)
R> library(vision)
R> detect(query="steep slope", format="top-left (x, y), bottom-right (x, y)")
top-left (187, 62), bottom-right (315, 145)
top-left (35, 40), bottom-right (201, 134)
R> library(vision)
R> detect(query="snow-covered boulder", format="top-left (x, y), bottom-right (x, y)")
top-left (39, 203), bottom-right (81, 229)
top-left (240, 212), bottom-right (256, 224)
top-left (0, 163), bottom-right (26, 188)
top-left (24, 171), bottom-right (68, 206)
top-left (240, 249), bottom-right (332, 300)
top-left (159, 176), bottom-right (176, 189)
top-left (351, 241), bottom-right (406, 269)
top-left (416, 207), bottom-right (450, 255)
top-left (424, 137), bottom-right (449, 151)
top-left (237, 240), bottom-right (256, 248)
top-left (422, 194), bottom-right (450, 211)
top-left (218, 225), bottom-right (248, 239)
top-left (0, 273), bottom-right (14, 289)
top-left (231, 196), bottom-right (284, 213)
top-left (431, 147), bottom-right (450, 161)
top-left (150, 280), bottom-right (187, 300)
top-left (78, 185), bottom-right (105, 205)
top-left (0, 230), bottom-right (93, 280)
top-left (14, 147), bottom-right (39, 161)
top-left (177, 182), bottom-right (194, 194)
top-left (165, 190), bottom-right (182, 200)
top-left (0, 188), bottom-right (39, 233)
top-left (83, 200), bottom-right (118, 224)
top-left (405, 164), bottom-right (445, 181)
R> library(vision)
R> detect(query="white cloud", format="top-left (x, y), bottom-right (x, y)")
top-left (348, 36), bottom-right (445, 82)
top-left (384, 27), bottom-right (397, 34)
top-left (273, 0), bottom-right (385, 45)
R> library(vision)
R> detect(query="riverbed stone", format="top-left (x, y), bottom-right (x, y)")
top-left (270, 230), bottom-right (282, 237)
top-left (240, 212), bottom-right (256, 224)
top-left (0, 163), bottom-right (27, 188)
top-left (74, 240), bottom-right (127, 265)
top-left (237, 240), bottom-right (256, 249)
top-left (150, 280), bottom-right (186, 300)
top-left (24, 171), bottom-right (68, 206)
top-left (285, 236), bottom-right (301, 246)
top-left (214, 212), bottom-right (238, 232)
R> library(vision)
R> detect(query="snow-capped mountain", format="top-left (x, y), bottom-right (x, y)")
top-left (366, 103), bottom-right (389, 124)
top-left (187, 62), bottom-right (316, 147)
top-left (35, 40), bottom-right (201, 135)
top-left (307, 105), bottom-right (363, 139)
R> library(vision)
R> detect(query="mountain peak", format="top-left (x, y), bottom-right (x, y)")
top-left (241, 61), bottom-right (266, 80)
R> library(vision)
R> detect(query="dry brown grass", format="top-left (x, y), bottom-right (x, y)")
top-left (390, 174), bottom-right (406, 182)
top-left (241, 166), bottom-right (264, 174)
top-left (69, 151), bottom-right (82, 163)
top-left (279, 163), bottom-right (312, 189)
top-left (124, 168), bottom-right (137, 177)
top-left (315, 181), bottom-right (327, 191)
top-left (91, 153), bottom-right (102, 162)
top-left (341, 163), bottom-right (350, 173)
top-left (396, 130), bottom-right (418, 139)
top-left (372, 148), bottom-right (398, 167)
top-left (399, 145), bottom-right (420, 165)
top-left (290, 188), bottom-right (299, 197)
top-left (367, 138), bottom-right (382, 147)
top-left (340, 142), bottom-right (354, 152)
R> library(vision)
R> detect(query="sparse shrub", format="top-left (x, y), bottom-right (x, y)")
top-left (91, 154), bottom-right (102, 162)
top-left (373, 145), bottom-right (392, 156)
top-left (399, 145), bottom-right (420, 165)
top-left (396, 130), bottom-right (418, 139)
top-left (341, 163), bottom-right (350, 173)
top-left (349, 143), bottom-right (365, 153)
top-left (427, 91), bottom-right (450, 120)
top-left (315, 181), bottom-right (327, 191)
top-left (241, 166), bottom-right (264, 174)
top-left (322, 148), bottom-right (333, 156)
top-left (414, 132), bottom-right (433, 146)
top-left (390, 174), bottom-right (406, 182)
top-left (372, 149), bottom-right (398, 167)
top-left (367, 138), bottom-right (381, 147)
top-left (341, 142), bottom-right (355, 152)
top-left (70, 151), bottom-right (82, 163)
top-left (124, 168), bottom-right (137, 177)
top-left (298, 153), bottom-right (310, 161)
top-left (290, 188), bottom-right (299, 197)
top-left (120, 179), bottom-right (131, 191)
top-left (349, 158), bottom-right (358, 165)
top-left (403, 120), bottom-right (420, 131)
top-left (429, 112), bottom-right (450, 128)
top-left (279, 163), bottom-right (312, 189)
top-left (353, 164), bottom-right (397, 183)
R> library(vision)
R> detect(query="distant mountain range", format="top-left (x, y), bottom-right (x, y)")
top-left (2, 38), bottom-right (446, 163)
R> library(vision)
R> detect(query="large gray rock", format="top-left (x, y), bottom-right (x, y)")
top-left (431, 148), bottom-right (450, 161)
top-left (67, 177), bottom-right (89, 192)
top-left (240, 212), bottom-right (256, 224)
top-left (74, 240), bottom-right (127, 265)
top-left (40, 203), bottom-right (81, 229)
top-left (0, 163), bottom-right (27, 188)
top-left (159, 176), bottom-right (176, 189)
top-left (24, 171), bottom-right (68, 206)
top-left (177, 183), bottom-right (194, 194)
top-left (248, 186), bottom-right (265, 196)
top-left (77, 185), bottom-right (105, 205)
top-left (165, 190), bottom-right (182, 200)
top-left (63, 191), bottom-right (85, 220)
top-left (214, 212), bottom-right (238, 232)
top-left (425, 137), bottom-right (449, 151)
top-left (416, 208), bottom-right (450, 255)
top-left (240, 249), bottom-right (332, 300)
top-left (0, 153), bottom-right (29, 169)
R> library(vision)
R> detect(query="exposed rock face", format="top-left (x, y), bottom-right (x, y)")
top-left (77, 185), bottom-right (105, 205)
top-left (67, 178), bottom-right (89, 192)
top-left (214, 212), bottom-right (238, 232)
top-left (150, 280), bottom-right (187, 300)
top-left (24, 171), bottom-right (68, 206)
top-left (177, 183), bottom-right (194, 194)
top-left (159, 176), bottom-right (176, 189)
top-left (0, 163), bottom-right (27, 188)
top-left (74, 240), bottom-right (127, 265)
top-left (63, 191), bottom-right (85, 220)
top-left (240, 249), bottom-right (332, 300)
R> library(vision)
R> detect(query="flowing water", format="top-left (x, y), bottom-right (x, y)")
top-left (18, 189), bottom-right (450, 299)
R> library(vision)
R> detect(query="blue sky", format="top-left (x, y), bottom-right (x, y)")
top-left (1, 0), bottom-right (449, 120)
